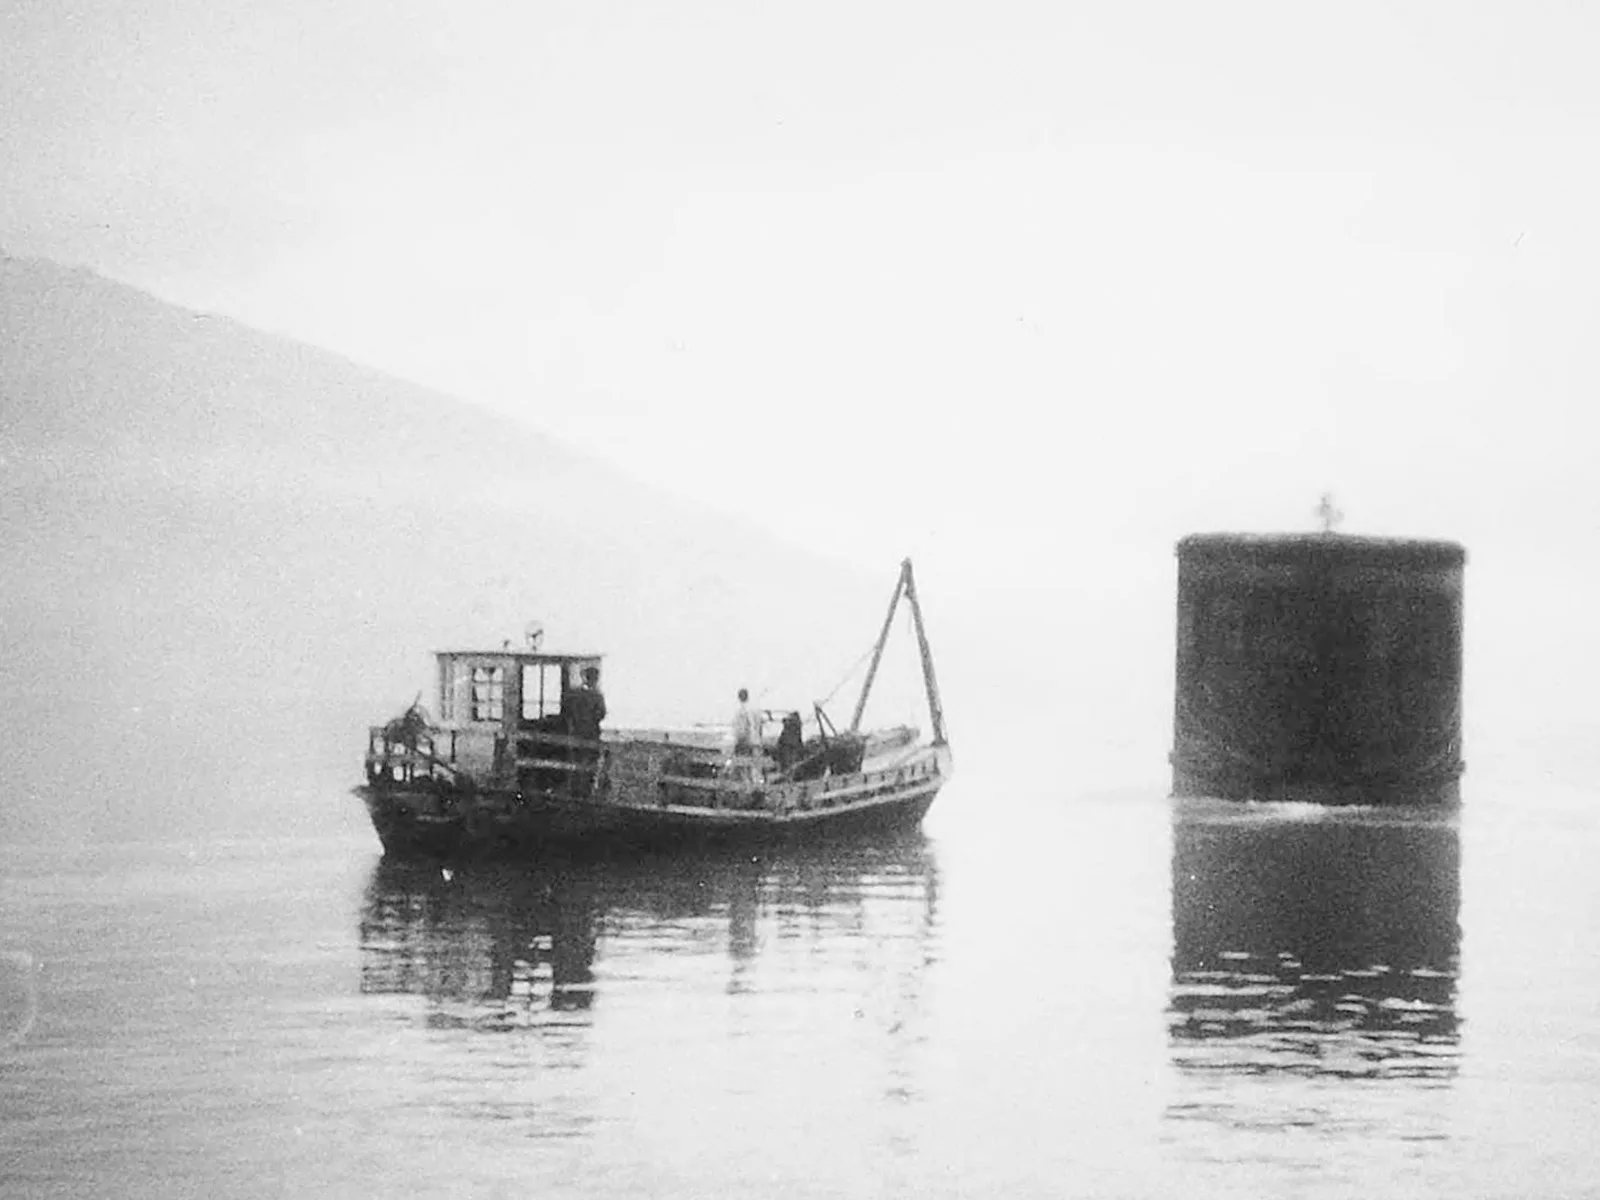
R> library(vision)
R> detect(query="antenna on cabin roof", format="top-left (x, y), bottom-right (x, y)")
top-left (525, 621), bottom-right (545, 650)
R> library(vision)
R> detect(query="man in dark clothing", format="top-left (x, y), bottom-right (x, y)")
top-left (566, 666), bottom-right (607, 742)
top-left (555, 665), bottom-right (605, 794)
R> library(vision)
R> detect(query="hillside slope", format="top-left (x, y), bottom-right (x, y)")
top-left (1, 253), bottom-right (920, 844)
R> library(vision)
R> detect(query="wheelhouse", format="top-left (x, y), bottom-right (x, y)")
top-left (436, 649), bottom-right (603, 733)
top-left (432, 648), bottom-right (602, 777)
top-left (364, 643), bottom-right (602, 786)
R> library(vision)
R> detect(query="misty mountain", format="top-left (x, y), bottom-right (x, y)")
top-left (1, 253), bottom-right (941, 845)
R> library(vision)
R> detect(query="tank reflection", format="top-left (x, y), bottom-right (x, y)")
top-left (1169, 801), bottom-right (1460, 1081)
top-left (359, 833), bottom-right (939, 1037)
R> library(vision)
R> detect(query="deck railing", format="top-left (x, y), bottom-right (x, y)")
top-left (513, 730), bottom-right (608, 799)
top-left (365, 726), bottom-right (462, 784)
top-left (365, 722), bottom-right (943, 816)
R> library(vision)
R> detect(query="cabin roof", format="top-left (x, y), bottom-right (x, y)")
top-left (434, 649), bottom-right (604, 662)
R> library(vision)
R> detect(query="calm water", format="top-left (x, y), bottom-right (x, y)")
top-left (3, 764), bottom-right (1599, 1198)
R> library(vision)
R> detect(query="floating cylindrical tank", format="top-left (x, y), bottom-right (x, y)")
top-left (1171, 533), bottom-right (1466, 805)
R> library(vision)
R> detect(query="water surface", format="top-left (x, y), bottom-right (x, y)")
top-left (3, 772), bottom-right (1597, 1197)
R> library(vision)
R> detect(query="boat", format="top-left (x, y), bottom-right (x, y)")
top-left (354, 559), bottom-right (952, 857)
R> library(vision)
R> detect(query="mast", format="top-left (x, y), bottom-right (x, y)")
top-left (901, 559), bottom-right (948, 747)
top-left (849, 561), bottom-right (905, 733)
top-left (849, 558), bottom-right (948, 748)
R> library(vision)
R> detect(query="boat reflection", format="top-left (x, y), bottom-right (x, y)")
top-left (1168, 801), bottom-right (1461, 1082)
top-left (359, 833), bottom-right (940, 1044)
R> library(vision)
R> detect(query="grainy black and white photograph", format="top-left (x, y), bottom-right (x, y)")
top-left (3, 3), bottom-right (1597, 1197)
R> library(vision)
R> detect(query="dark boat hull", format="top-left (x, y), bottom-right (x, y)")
top-left (354, 774), bottom-right (944, 860)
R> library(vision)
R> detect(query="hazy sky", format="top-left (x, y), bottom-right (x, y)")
top-left (4, 0), bottom-right (1597, 579)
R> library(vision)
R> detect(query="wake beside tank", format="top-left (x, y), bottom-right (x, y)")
top-left (1170, 532), bottom-right (1466, 805)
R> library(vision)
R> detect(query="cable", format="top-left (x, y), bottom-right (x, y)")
top-left (817, 640), bottom-right (879, 710)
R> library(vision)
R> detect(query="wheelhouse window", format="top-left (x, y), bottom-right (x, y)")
top-left (440, 660), bottom-right (457, 721)
top-left (471, 665), bottom-right (505, 721)
top-left (522, 662), bottom-right (564, 720)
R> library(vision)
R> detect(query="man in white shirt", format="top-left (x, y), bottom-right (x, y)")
top-left (732, 688), bottom-right (763, 757)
